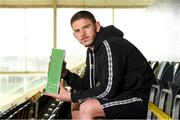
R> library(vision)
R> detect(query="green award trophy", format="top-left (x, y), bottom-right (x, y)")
top-left (45, 48), bottom-right (65, 94)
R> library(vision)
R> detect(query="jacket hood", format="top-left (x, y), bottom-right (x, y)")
top-left (93, 25), bottom-right (124, 52)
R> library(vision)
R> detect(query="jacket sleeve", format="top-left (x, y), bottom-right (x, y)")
top-left (63, 50), bottom-right (91, 90)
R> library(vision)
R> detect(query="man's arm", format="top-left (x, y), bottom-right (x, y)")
top-left (62, 53), bottom-right (91, 90)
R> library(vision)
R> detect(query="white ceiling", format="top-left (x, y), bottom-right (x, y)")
top-left (0, 0), bottom-right (156, 8)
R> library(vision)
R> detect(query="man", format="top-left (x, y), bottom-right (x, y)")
top-left (46, 10), bottom-right (156, 119)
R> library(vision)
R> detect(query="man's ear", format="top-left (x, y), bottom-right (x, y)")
top-left (95, 21), bottom-right (101, 32)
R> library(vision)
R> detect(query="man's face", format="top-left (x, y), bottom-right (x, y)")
top-left (72, 18), bottom-right (101, 48)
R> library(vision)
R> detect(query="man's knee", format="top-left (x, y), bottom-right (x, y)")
top-left (79, 99), bottom-right (105, 117)
top-left (79, 100), bottom-right (94, 115)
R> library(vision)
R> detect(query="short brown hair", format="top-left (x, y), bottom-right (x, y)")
top-left (70, 10), bottom-right (96, 26)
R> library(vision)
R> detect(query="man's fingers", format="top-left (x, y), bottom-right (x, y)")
top-left (44, 93), bottom-right (57, 98)
top-left (59, 82), bottom-right (66, 91)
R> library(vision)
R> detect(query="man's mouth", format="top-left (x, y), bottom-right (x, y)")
top-left (81, 36), bottom-right (89, 41)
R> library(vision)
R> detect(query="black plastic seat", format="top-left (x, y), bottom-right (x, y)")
top-left (150, 61), bottom-right (159, 71)
top-left (158, 63), bottom-right (175, 114)
top-left (172, 94), bottom-right (180, 119)
top-left (52, 107), bottom-right (60, 114)
top-left (160, 63), bottom-right (174, 89)
top-left (150, 61), bottom-right (170, 104)
top-left (154, 61), bottom-right (170, 83)
top-left (158, 62), bottom-right (180, 115)
top-left (48, 114), bottom-right (56, 120)
top-left (147, 61), bottom-right (170, 119)
top-left (172, 70), bottom-right (180, 119)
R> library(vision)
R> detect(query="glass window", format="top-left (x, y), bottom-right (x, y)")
top-left (0, 9), bottom-right (52, 72)
top-left (0, 8), bottom-right (52, 113)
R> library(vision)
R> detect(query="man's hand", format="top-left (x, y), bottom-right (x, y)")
top-left (45, 82), bottom-right (71, 102)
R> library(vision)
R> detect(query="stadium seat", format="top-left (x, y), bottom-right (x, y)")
top-left (149, 61), bottom-right (159, 71)
top-left (147, 61), bottom-right (170, 119)
top-left (158, 62), bottom-right (180, 116)
top-left (172, 70), bottom-right (180, 119)
top-left (172, 95), bottom-right (180, 119)
top-left (48, 114), bottom-right (56, 120)
top-left (149, 61), bottom-right (170, 104)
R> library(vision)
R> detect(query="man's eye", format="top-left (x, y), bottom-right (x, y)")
top-left (84, 26), bottom-right (88, 28)
top-left (75, 30), bottom-right (79, 33)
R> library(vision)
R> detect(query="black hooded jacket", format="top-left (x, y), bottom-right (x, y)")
top-left (64, 25), bottom-right (156, 105)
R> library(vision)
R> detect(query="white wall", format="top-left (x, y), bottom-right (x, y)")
top-left (114, 1), bottom-right (180, 62)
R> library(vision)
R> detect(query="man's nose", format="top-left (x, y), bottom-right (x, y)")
top-left (80, 29), bottom-right (86, 36)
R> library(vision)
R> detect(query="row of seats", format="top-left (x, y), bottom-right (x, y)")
top-left (43, 100), bottom-right (63, 119)
top-left (0, 94), bottom-right (69, 119)
top-left (42, 98), bottom-right (72, 119)
top-left (147, 61), bottom-right (180, 119)
top-left (0, 101), bottom-right (32, 119)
